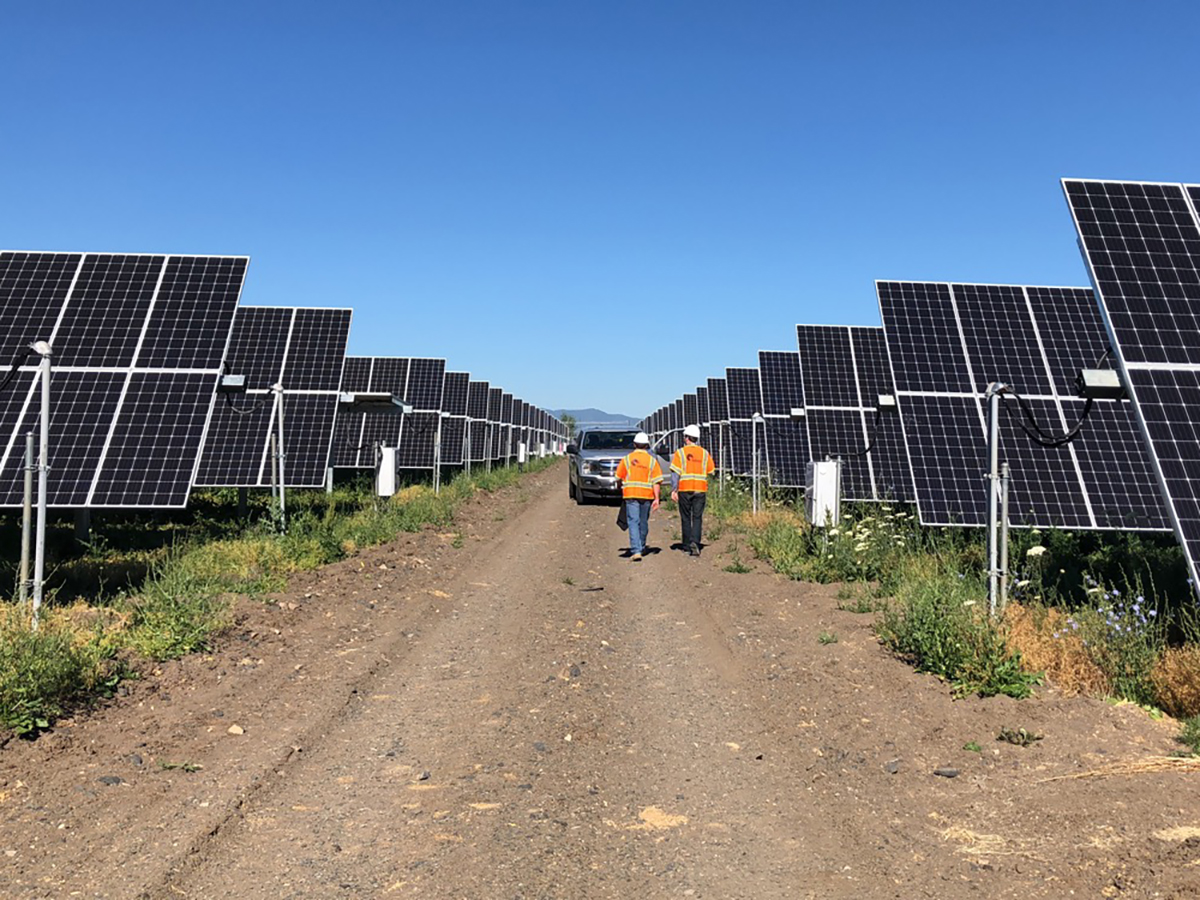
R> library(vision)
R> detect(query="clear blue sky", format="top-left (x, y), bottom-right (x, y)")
top-left (4, 1), bottom-right (1198, 416)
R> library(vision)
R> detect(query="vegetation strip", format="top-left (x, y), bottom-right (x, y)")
top-left (704, 481), bottom-right (1200, 750)
top-left (0, 458), bottom-right (558, 738)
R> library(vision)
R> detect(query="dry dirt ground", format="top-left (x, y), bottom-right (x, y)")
top-left (2, 462), bottom-right (1198, 899)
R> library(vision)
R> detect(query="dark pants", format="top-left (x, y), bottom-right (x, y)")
top-left (678, 491), bottom-right (707, 550)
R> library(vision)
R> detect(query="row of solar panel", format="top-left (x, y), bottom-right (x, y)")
top-left (639, 178), bottom-right (1200, 585)
top-left (0, 252), bottom-right (567, 510)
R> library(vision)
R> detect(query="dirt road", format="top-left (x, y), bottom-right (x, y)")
top-left (2, 464), bottom-right (1197, 898)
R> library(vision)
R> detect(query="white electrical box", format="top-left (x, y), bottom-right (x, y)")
top-left (375, 447), bottom-right (398, 497)
top-left (805, 459), bottom-right (841, 527)
top-left (538, 442), bottom-right (546, 458)
top-left (517, 441), bottom-right (528, 464)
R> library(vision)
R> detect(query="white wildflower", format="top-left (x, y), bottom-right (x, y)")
top-left (1015, 579), bottom-right (1030, 588)
top-left (963, 600), bottom-right (976, 607)
top-left (1026, 545), bottom-right (1047, 558)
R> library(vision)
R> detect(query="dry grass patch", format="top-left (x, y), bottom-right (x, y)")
top-left (1151, 645), bottom-right (1200, 719)
top-left (1005, 602), bottom-right (1109, 697)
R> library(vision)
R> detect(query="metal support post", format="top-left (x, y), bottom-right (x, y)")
top-left (269, 430), bottom-right (278, 507)
top-left (19, 433), bottom-right (33, 608)
top-left (464, 421), bottom-right (472, 475)
top-left (433, 416), bottom-right (444, 495)
top-left (999, 461), bottom-right (1011, 613)
top-left (273, 384), bottom-right (287, 530)
top-left (986, 383), bottom-right (1005, 617)
top-left (238, 487), bottom-right (249, 518)
top-left (32, 350), bottom-right (51, 629)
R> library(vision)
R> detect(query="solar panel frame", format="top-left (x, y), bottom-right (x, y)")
top-left (757, 351), bottom-right (808, 488)
top-left (877, 278), bottom-right (1166, 529)
top-left (196, 306), bottom-right (351, 488)
top-left (795, 326), bottom-right (915, 502)
top-left (0, 251), bottom-right (246, 508)
top-left (1063, 178), bottom-right (1200, 587)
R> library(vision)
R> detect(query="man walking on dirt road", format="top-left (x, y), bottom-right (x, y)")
top-left (615, 431), bottom-right (663, 562)
top-left (671, 424), bottom-right (715, 557)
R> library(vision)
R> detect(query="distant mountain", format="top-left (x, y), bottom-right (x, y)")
top-left (552, 408), bottom-right (640, 427)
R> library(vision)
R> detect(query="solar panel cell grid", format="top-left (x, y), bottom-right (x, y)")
top-left (285, 309), bottom-right (351, 391)
top-left (725, 369), bottom-right (760, 419)
top-left (442, 372), bottom-right (469, 417)
top-left (467, 381), bottom-right (490, 420)
top-left (0, 251), bottom-right (246, 508)
top-left (0, 253), bottom-right (81, 358)
top-left (795, 328), bottom-right (858, 408)
top-left (707, 378), bottom-right (728, 421)
top-left (406, 359), bottom-right (446, 410)
top-left (54, 255), bottom-right (164, 367)
top-left (877, 281), bottom-right (972, 393)
top-left (137, 256), bottom-right (245, 368)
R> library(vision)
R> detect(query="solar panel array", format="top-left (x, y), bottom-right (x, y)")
top-left (795, 326), bottom-right (914, 502)
top-left (0, 251), bottom-right (246, 508)
top-left (877, 281), bottom-right (1166, 529)
top-left (757, 351), bottom-right (808, 488)
top-left (1064, 178), bottom-right (1200, 584)
top-left (196, 307), bottom-right (351, 488)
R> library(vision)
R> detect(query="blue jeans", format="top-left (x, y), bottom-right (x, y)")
top-left (625, 499), bottom-right (652, 554)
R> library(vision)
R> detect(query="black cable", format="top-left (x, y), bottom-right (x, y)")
top-left (1001, 389), bottom-right (1094, 447)
top-left (841, 406), bottom-right (883, 459)
top-left (0, 346), bottom-right (35, 394)
top-left (223, 391), bottom-right (270, 416)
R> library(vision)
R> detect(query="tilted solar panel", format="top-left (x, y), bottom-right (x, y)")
top-left (795, 326), bottom-right (914, 502)
top-left (0, 251), bottom-right (245, 508)
top-left (877, 278), bottom-right (1165, 529)
top-left (1064, 178), bottom-right (1200, 588)
top-left (197, 306), bottom-right (351, 488)
top-left (758, 351), bottom-right (808, 488)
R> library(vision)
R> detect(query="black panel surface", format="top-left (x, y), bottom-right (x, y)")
top-left (725, 368), bottom-right (760, 419)
top-left (0, 251), bottom-right (246, 508)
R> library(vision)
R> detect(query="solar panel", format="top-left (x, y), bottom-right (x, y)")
top-left (1063, 178), bottom-right (1200, 586)
top-left (466, 380), bottom-right (490, 463)
top-left (724, 368), bottom-right (760, 475)
top-left (441, 371), bottom-right (470, 466)
top-left (487, 388), bottom-right (503, 460)
top-left (0, 251), bottom-right (245, 508)
top-left (397, 358), bottom-right (447, 469)
top-left (757, 351), bottom-right (809, 488)
top-left (196, 307), bottom-right (351, 488)
top-left (683, 393), bottom-right (698, 431)
top-left (877, 279), bottom-right (1167, 529)
top-left (794, 327), bottom-right (914, 501)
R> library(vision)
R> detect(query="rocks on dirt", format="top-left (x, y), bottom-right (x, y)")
top-left (933, 767), bottom-right (959, 778)
top-left (97, 775), bottom-right (124, 786)
top-left (227, 724), bottom-right (245, 736)
top-left (884, 758), bottom-right (900, 775)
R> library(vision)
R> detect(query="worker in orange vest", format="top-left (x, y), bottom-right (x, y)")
top-left (671, 424), bottom-right (716, 557)
top-left (615, 432), bottom-right (663, 562)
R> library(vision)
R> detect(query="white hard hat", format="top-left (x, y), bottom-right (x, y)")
top-left (684, 424), bottom-right (701, 440)
top-left (634, 431), bottom-right (650, 445)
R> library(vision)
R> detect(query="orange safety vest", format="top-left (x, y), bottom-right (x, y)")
top-left (671, 444), bottom-right (715, 493)
top-left (615, 449), bottom-right (663, 500)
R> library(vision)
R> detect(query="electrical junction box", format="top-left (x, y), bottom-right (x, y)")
top-left (538, 442), bottom-right (547, 458)
top-left (1076, 368), bottom-right (1126, 400)
top-left (805, 459), bottom-right (842, 528)
top-left (375, 447), bottom-right (398, 497)
top-left (517, 442), bottom-right (528, 464)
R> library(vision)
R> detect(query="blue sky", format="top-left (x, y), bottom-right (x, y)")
top-left (4, 1), bottom-right (1198, 415)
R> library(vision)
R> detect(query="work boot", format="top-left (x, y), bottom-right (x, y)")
top-left (631, 552), bottom-right (643, 562)
top-left (689, 545), bottom-right (700, 557)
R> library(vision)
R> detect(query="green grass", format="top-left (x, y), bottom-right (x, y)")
top-left (1177, 716), bottom-right (1200, 756)
top-left (818, 631), bottom-right (839, 645)
top-left (0, 457), bottom-right (561, 737)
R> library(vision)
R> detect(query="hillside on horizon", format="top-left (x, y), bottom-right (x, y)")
top-left (552, 408), bottom-right (639, 427)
